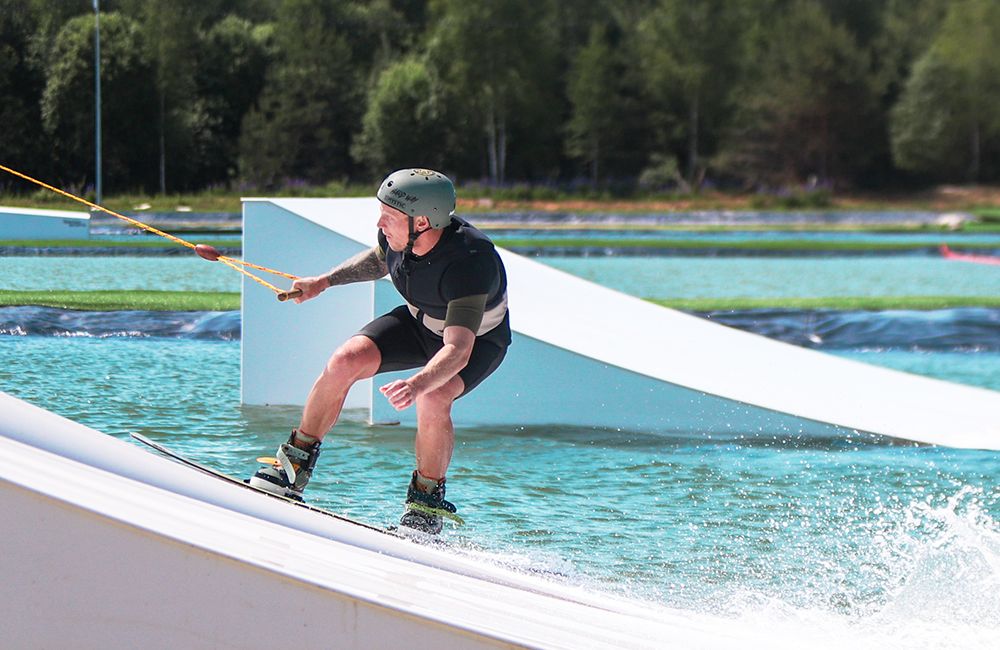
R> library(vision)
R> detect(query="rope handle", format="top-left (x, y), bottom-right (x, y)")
top-left (277, 289), bottom-right (304, 302)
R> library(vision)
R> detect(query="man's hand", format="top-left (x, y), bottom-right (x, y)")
top-left (290, 275), bottom-right (329, 303)
top-left (379, 379), bottom-right (415, 411)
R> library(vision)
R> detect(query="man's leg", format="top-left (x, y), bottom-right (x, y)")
top-left (413, 374), bottom-right (465, 480)
top-left (250, 335), bottom-right (380, 499)
top-left (298, 335), bottom-right (382, 442)
top-left (397, 376), bottom-right (464, 534)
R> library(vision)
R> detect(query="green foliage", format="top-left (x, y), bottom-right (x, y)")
top-left (4, 0), bottom-right (1000, 196)
top-left (565, 24), bottom-right (629, 185)
top-left (41, 12), bottom-right (159, 191)
top-left (637, 154), bottom-right (685, 192)
top-left (0, 1), bottom-right (48, 186)
top-left (749, 188), bottom-right (833, 210)
top-left (238, 0), bottom-right (363, 189)
top-left (352, 57), bottom-right (447, 174)
top-left (194, 15), bottom-right (273, 185)
top-left (131, 0), bottom-right (205, 192)
top-left (726, 0), bottom-right (879, 187)
top-left (890, 51), bottom-right (968, 178)
top-left (891, 0), bottom-right (1000, 181)
top-left (426, 0), bottom-right (562, 183)
top-left (636, 0), bottom-right (748, 188)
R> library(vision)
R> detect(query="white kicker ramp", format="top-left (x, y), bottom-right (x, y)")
top-left (242, 198), bottom-right (1000, 450)
top-left (0, 205), bottom-right (90, 239)
top-left (1, 391), bottom-right (777, 649)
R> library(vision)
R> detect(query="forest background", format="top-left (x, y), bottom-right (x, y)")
top-left (2, 0), bottom-right (1000, 206)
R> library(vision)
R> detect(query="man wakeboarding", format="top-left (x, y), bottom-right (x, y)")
top-left (249, 169), bottom-right (511, 534)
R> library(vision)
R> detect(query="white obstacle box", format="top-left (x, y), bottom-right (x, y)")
top-left (242, 198), bottom-right (1000, 450)
top-left (0, 206), bottom-right (90, 239)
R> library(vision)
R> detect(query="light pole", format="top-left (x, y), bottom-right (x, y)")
top-left (94, 0), bottom-right (102, 205)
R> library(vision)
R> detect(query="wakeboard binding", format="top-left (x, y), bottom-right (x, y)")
top-left (399, 470), bottom-right (462, 535)
top-left (248, 431), bottom-right (321, 501)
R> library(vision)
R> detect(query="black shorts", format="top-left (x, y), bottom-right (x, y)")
top-left (358, 305), bottom-right (508, 397)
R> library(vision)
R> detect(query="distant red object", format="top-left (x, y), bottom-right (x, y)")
top-left (939, 244), bottom-right (1000, 266)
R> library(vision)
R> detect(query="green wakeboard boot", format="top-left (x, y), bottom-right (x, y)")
top-left (399, 470), bottom-right (462, 535)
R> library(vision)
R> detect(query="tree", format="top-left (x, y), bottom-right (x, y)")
top-left (889, 50), bottom-right (968, 179)
top-left (724, 0), bottom-right (879, 187)
top-left (238, 0), bottom-right (365, 188)
top-left (890, 0), bottom-right (1000, 182)
top-left (565, 24), bottom-right (627, 185)
top-left (0, 1), bottom-right (49, 186)
top-left (352, 57), bottom-right (448, 175)
top-left (41, 12), bottom-right (158, 192)
top-left (118, 0), bottom-right (216, 193)
top-left (636, 0), bottom-right (748, 189)
top-left (870, 0), bottom-right (949, 101)
top-left (426, 0), bottom-right (561, 184)
top-left (193, 15), bottom-right (273, 186)
top-left (928, 0), bottom-right (1000, 181)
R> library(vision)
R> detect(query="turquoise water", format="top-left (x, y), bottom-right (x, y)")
top-left (2, 252), bottom-right (999, 645)
top-left (544, 256), bottom-right (1000, 299)
top-left (1, 335), bottom-right (998, 646)
top-left (4, 255), bottom-right (1000, 299)
top-left (0, 256), bottom-right (240, 292)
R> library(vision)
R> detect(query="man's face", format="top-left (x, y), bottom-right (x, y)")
top-left (377, 203), bottom-right (427, 252)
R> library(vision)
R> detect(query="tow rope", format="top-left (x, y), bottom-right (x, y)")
top-left (0, 164), bottom-right (303, 301)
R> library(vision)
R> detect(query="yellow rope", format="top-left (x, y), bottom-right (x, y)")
top-left (0, 164), bottom-right (298, 296)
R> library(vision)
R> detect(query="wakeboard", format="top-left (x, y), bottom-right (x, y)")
top-left (129, 432), bottom-right (420, 540)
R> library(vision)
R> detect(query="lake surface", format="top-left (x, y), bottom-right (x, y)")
top-left (5, 253), bottom-right (1000, 299)
top-left (1, 251), bottom-right (998, 648)
top-left (1, 335), bottom-right (996, 648)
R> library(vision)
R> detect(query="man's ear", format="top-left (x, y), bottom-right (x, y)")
top-left (414, 215), bottom-right (431, 231)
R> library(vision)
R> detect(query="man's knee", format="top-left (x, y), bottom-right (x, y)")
top-left (323, 336), bottom-right (380, 381)
top-left (416, 376), bottom-right (464, 413)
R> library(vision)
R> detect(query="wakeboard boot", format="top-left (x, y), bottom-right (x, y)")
top-left (399, 470), bottom-right (460, 535)
top-left (248, 431), bottom-right (321, 501)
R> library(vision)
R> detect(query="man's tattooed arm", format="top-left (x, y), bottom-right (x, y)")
top-left (325, 246), bottom-right (388, 286)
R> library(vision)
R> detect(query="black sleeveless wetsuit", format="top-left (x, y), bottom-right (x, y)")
top-left (358, 216), bottom-right (510, 396)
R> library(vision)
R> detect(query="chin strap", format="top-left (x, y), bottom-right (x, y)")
top-left (405, 214), bottom-right (441, 255)
top-left (405, 216), bottom-right (422, 257)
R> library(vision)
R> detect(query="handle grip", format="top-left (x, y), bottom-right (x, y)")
top-left (277, 289), bottom-right (303, 302)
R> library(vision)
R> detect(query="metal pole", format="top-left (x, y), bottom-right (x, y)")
top-left (94, 0), bottom-right (102, 205)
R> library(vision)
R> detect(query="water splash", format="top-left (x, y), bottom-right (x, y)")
top-left (693, 486), bottom-right (999, 648)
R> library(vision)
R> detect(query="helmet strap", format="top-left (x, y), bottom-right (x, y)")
top-left (405, 216), bottom-right (429, 258)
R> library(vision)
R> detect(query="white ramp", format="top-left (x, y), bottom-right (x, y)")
top-left (0, 206), bottom-right (90, 239)
top-left (242, 198), bottom-right (1000, 450)
top-left (0, 391), bottom-right (767, 649)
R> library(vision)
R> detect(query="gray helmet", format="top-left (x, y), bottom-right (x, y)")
top-left (376, 168), bottom-right (456, 229)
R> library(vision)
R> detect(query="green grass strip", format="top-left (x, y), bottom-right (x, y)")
top-left (648, 295), bottom-right (1000, 311)
top-left (0, 290), bottom-right (240, 311)
top-left (2, 290), bottom-right (997, 312)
